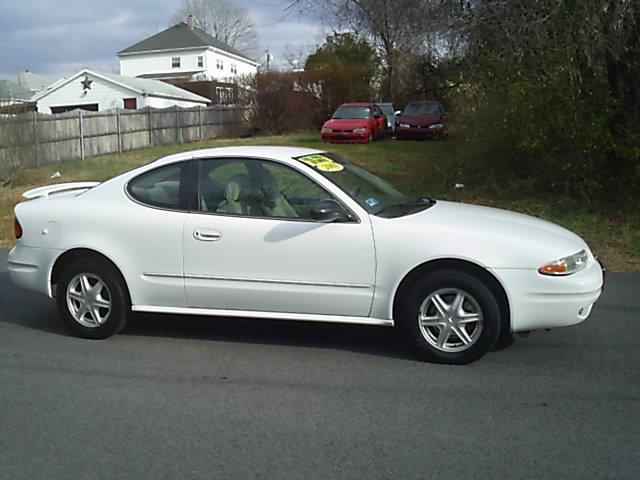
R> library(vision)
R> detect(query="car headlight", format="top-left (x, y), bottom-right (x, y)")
top-left (353, 128), bottom-right (368, 134)
top-left (538, 249), bottom-right (588, 276)
top-left (321, 127), bottom-right (333, 133)
top-left (428, 123), bottom-right (444, 129)
top-left (398, 123), bottom-right (410, 128)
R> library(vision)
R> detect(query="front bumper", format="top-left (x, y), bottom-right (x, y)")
top-left (395, 126), bottom-right (443, 139)
top-left (8, 245), bottom-right (60, 298)
top-left (321, 131), bottom-right (369, 143)
top-left (491, 258), bottom-right (604, 332)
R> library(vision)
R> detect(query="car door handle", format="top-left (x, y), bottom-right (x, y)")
top-left (194, 229), bottom-right (222, 242)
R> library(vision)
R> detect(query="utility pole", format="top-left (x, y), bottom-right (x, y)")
top-left (265, 47), bottom-right (271, 72)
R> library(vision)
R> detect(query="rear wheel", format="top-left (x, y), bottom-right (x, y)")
top-left (56, 259), bottom-right (129, 339)
top-left (398, 270), bottom-right (501, 364)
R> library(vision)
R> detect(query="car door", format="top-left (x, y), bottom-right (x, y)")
top-left (183, 157), bottom-right (376, 317)
top-left (124, 161), bottom-right (191, 308)
top-left (374, 105), bottom-right (385, 136)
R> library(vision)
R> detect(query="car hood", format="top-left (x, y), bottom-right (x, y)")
top-left (372, 200), bottom-right (590, 269)
top-left (323, 119), bottom-right (369, 130)
top-left (397, 114), bottom-right (441, 126)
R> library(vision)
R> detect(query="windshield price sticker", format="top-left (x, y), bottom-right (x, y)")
top-left (298, 154), bottom-right (345, 172)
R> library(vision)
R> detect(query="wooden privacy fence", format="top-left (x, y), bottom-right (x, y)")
top-left (0, 105), bottom-right (248, 169)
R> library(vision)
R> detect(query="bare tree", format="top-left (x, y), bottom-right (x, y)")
top-left (288, 0), bottom-right (452, 99)
top-left (173, 0), bottom-right (258, 56)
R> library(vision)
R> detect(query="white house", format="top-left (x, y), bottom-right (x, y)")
top-left (117, 22), bottom-right (259, 82)
top-left (33, 69), bottom-right (210, 114)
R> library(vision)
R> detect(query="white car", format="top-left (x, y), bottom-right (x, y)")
top-left (8, 146), bottom-right (604, 364)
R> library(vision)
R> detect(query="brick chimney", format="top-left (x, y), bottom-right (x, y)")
top-left (186, 14), bottom-right (193, 30)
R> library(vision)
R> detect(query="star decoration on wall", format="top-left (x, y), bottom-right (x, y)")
top-left (81, 76), bottom-right (93, 91)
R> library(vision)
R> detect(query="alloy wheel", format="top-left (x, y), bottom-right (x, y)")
top-left (417, 288), bottom-right (484, 352)
top-left (66, 273), bottom-right (112, 328)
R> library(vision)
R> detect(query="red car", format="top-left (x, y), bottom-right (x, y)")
top-left (395, 101), bottom-right (446, 140)
top-left (320, 103), bottom-right (386, 143)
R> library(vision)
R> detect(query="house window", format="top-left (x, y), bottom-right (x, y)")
top-left (216, 58), bottom-right (223, 70)
top-left (172, 57), bottom-right (181, 68)
top-left (231, 64), bottom-right (237, 74)
top-left (50, 104), bottom-right (99, 114)
top-left (123, 98), bottom-right (137, 110)
top-left (197, 56), bottom-right (204, 68)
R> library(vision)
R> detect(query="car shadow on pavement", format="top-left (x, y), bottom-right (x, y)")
top-left (0, 273), bottom-right (67, 335)
top-left (0, 272), bottom-right (414, 361)
top-left (123, 312), bottom-right (415, 360)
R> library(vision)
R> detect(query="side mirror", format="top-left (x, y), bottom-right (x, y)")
top-left (311, 199), bottom-right (350, 223)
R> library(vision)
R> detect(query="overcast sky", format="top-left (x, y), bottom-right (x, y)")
top-left (0, 0), bottom-right (328, 80)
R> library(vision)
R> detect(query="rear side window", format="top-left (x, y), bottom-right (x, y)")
top-left (127, 163), bottom-right (189, 210)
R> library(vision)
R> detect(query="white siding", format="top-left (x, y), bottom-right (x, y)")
top-left (203, 50), bottom-right (257, 81)
top-left (36, 74), bottom-right (144, 114)
top-left (143, 96), bottom-right (207, 109)
top-left (120, 48), bottom-right (258, 82)
top-left (36, 73), bottom-right (208, 114)
top-left (120, 48), bottom-right (209, 78)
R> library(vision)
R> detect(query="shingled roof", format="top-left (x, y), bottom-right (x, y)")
top-left (32, 69), bottom-right (211, 104)
top-left (0, 80), bottom-right (33, 101)
top-left (118, 22), bottom-right (257, 64)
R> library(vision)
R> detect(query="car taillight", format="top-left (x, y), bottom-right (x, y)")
top-left (14, 218), bottom-right (23, 239)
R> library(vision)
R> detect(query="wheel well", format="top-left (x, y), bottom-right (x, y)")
top-left (392, 259), bottom-right (511, 334)
top-left (50, 248), bottom-right (131, 303)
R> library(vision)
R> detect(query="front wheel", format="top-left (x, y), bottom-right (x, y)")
top-left (398, 270), bottom-right (501, 364)
top-left (56, 259), bottom-right (129, 339)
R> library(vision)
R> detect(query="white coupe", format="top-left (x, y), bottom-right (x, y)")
top-left (9, 146), bottom-right (604, 364)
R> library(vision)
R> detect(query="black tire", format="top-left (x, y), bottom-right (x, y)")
top-left (492, 331), bottom-right (514, 351)
top-left (397, 269), bottom-right (501, 364)
top-left (56, 258), bottom-right (129, 339)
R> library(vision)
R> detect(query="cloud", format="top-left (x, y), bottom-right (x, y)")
top-left (0, 0), bottom-right (326, 79)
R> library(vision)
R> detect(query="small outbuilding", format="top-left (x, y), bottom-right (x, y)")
top-left (33, 69), bottom-right (210, 114)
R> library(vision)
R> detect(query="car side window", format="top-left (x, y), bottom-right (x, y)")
top-left (127, 163), bottom-right (188, 210)
top-left (197, 158), bottom-right (349, 220)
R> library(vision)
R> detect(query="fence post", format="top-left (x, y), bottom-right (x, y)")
top-left (116, 108), bottom-right (122, 154)
top-left (175, 105), bottom-right (180, 144)
top-left (148, 107), bottom-right (153, 147)
top-left (79, 110), bottom-right (85, 161)
top-left (199, 106), bottom-right (203, 141)
top-left (32, 111), bottom-right (39, 167)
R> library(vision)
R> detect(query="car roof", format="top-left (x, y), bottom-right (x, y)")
top-left (340, 102), bottom-right (371, 107)
top-left (149, 145), bottom-right (327, 168)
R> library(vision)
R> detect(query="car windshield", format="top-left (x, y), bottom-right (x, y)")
top-left (332, 106), bottom-right (371, 120)
top-left (294, 153), bottom-right (435, 218)
top-left (403, 103), bottom-right (440, 116)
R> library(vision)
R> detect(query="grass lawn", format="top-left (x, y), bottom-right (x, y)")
top-left (2, 132), bottom-right (638, 271)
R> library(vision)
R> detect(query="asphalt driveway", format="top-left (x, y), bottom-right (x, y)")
top-left (0, 249), bottom-right (638, 479)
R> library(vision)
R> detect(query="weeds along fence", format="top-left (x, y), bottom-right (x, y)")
top-left (0, 105), bottom-right (248, 169)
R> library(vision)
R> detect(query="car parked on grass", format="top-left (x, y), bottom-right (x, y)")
top-left (375, 102), bottom-right (397, 135)
top-left (9, 146), bottom-right (604, 364)
top-left (396, 101), bottom-right (446, 140)
top-left (321, 103), bottom-right (386, 143)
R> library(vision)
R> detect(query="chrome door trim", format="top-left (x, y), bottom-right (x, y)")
top-left (144, 272), bottom-right (371, 289)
